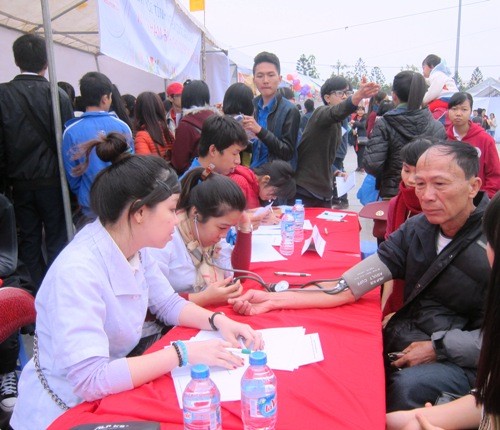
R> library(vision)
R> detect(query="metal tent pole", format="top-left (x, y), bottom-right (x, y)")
top-left (40, 0), bottom-right (74, 241)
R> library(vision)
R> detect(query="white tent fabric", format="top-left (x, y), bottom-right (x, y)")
top-left (468, 77), bottom-right (500, 98)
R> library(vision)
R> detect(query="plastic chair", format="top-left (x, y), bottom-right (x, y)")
top-left (0, 288), bottom-right (36, 364)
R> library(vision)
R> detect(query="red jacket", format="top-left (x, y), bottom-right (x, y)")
top-left (134, 128), bottom-right (172, 160)
top-left (171, 107), bottom-right (217, 174)
top-left (446, 121), bottom-right (500, 198)
top-left (228, 165), bottom-right (260, 209)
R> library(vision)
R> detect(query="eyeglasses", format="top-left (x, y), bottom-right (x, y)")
top-left (329, 90), bottom-right (354, 97)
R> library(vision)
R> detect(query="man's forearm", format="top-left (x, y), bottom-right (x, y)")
top-left (269, 288), bottom-right (356, 310)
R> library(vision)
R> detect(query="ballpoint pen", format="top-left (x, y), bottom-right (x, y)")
top-left (274, 271), bottom-right (311, 277)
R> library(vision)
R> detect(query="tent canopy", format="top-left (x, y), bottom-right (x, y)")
top-left (467, 77), bottom-right (500, 98)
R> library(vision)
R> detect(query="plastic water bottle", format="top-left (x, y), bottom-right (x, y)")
top-left (292, 199), bottom-right (305, 242)
top-left (241, 351), bottom-right (277, 430)
top-left (279, 208), bottom-right (295, 256)
top-left (182, 364), bottom-right (222, 430)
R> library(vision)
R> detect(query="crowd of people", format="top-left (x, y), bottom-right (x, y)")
top-left (0, 32), bottom-right (499, 429)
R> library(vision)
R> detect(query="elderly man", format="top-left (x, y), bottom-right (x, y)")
top-left (230, 141), bottom-right (490, 411)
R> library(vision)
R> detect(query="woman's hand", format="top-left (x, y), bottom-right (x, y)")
top-left (199, 277), bottom-right (243, 307)
top-left (237, 211), bottom-right (253, 232)
top-left (261, 209), bottom-right (280, 225)
top-left (186, 339), bottom-right (245, 370)
top-left (214, 314), bottom-right (264, 351)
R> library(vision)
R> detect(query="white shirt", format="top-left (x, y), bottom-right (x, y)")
top-left (11, 220), bottom-right (188, 430)
top-left (148, 227), bottom-right (233, 293)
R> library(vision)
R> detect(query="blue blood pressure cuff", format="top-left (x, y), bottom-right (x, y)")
top-left (342, 253), bottom-right (393, 300)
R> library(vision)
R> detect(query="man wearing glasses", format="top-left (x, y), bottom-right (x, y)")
top-left (294, 77), bottom-right (379, 207)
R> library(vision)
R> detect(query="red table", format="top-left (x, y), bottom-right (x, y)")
top-left (50, 209), bottom-right (385, 430)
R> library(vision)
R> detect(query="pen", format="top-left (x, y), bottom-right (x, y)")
top-left (324, 228), bottom-right (329, 235)
top-left (274, 271), bottom-right (311, 277)
top-left (238, 337), bottom-right (252, 354)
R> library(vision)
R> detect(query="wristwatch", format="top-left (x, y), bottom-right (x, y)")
top-left (209, 311), bottom-right (225, 331)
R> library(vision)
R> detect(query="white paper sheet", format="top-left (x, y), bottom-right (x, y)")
top-left (301, 225), bottom-right (326, 257)
top-left (316, 210), bottom-right (347, 222)
top-left (335, 172), bottom-right (356, 197)
top-left (254, 202), bottom-right (273, 217)
top-left (251, 236), bottom-right (287, 262)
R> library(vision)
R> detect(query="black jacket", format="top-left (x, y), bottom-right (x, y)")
top-left (380, 192), bottom-right (490, 381)
top-left (363, 107), bottom-right (446, 198)
top-left (0, 74), bottom-right (73, 188)
top-left (253, 94), bottom-right (300, 163)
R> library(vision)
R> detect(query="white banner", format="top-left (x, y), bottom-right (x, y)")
top-left (97, 0), bottom-right (202, 80)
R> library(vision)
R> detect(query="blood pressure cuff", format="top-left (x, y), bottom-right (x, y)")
top-left (342, 253), bottom-right (393, 300)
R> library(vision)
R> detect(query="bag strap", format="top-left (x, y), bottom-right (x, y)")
top-left (7, 83), bottom-right (56, 154)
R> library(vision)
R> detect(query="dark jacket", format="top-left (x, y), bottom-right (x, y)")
top-left (380, 192), bottom-right (490, 382)
top-left (363, 107), bottom-right (446, 198)
top-left (295, 98), bottom-right (357, 200)
top-left (0, 74), bottom-right (73, 188)
top-left (252, 94), bottom-right (300, 167)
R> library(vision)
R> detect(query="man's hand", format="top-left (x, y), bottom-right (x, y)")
top-left (351, 76), bottom-right (380, 106)
top-left (242, 115), bottom-right (262, 134)
top-left (393, 341), bottom-right (437, 368)
top-left (228, 289), bottom-right (275, 315)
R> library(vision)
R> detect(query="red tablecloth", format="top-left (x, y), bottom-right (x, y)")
top-left (50, 209), bottom-right (385, 430)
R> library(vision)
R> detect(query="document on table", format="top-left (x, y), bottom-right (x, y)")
top-left (171, 327), bottom-right (324, 408)
top-left (251, 235), bottom-right (286, 262)
top-left (254, 202), bottom-right (273, 217)
top-left (335, 172), bottom-right (356, 197)
top-left (316, 210), bottom-right (347, 221)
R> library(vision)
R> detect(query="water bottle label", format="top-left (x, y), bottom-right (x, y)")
top-left (183, 407), bottom-right (221, 429)
top-left (248, 392), bottom-right (277, 418)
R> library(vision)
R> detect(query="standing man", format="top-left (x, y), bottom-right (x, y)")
top-left (242, 52), bottom-right (300, 169)
top-left (62, 72), bottom-right (133, 227)
top-left (166, 81), bottom-right (183, 134)
top-left (294, 76), bottom-right (379, 207)
top-left (0, 34), bottom-right (74, 288)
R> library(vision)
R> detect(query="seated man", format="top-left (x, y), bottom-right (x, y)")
top-left (230, 141), bottom-right (490, 411)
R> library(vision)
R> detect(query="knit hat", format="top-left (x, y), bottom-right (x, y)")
top-left (166, 82), bottom-right (183, 96)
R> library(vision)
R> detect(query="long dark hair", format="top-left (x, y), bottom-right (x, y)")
top-left (110, 84), bottom-right (134, 130)
top-left (475, 192), bottom-right (500, 415)
top-left (392, 71), bottom-right (426, 111)
top-left (134, 91), bottom-right (174, 150)
top-left (178, 167), bottom-right (245, 222)
top-left (253, 160), bottom-right (296, 201)
top-left (72, 132), bottom-right (180, 224)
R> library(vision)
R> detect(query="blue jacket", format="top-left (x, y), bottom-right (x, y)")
top-left (62, 111), bottom-right (133, 217)
top-left (251, 94), bottom-right (300, 168)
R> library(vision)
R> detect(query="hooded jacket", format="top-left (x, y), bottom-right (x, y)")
top-left (171, 106), bottom-right (218, 174)
top-left (446, 121), bottom-right (500, 198)
top-left (363, 107), bottom-right (446, 198)
top-left (228, 165), bottom-right (260, 209)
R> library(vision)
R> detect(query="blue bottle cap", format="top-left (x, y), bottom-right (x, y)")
top-left (191, 363), bottom-right (210, 379)
top-left (249, 351), bottom-right (267, 365)
top-left (284, 208), bottom-right (292, 214)
top-left (295, 199), bottom-right (302, 205)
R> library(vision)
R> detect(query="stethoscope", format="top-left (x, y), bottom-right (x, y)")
top-left (194, 215), bottom-right (346, 295)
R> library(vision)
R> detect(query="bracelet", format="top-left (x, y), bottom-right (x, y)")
top-left (209, 311), bottom-right (225, 331)
top-left (171, 342), bottom-right (183, 367)
top-left (237, 224), bottom-right (253, 234)
top-left (176, 340), bottom-right (188, 367)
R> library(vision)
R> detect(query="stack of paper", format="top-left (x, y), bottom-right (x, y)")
top-left (171, 327), bottom-right (324, 407)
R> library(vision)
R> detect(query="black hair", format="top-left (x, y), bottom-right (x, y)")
top-left (198, 115), bottom-right (248, 156)
top-left (392, 71), bottom-right (427, 111)
top-left (134, 91), bottom-right (174, 150)
top-left (58, 82), bottom-right (76, 105)
top-left (74, 95), bottom-right (86, 112)
top-left (253, 51), bottom-right (281, 75)
top-left (253, 160), bottom-right (296, 201)
top-left (304, 99), bottom-right (315, 113)
top-left (178, 168), bottom-right (246, 221)
top-left (424, 140), bottom-right (479, 179)
top-left (278, 87), bottom-right (295, 100)
top-left (122, 94), bottom-right (136, 118)
top-left (320, 76), bottom-right (351, 105)
top-left (476, 191), bottom-right (500, 416)
top-left (79, 72), bottom-right (113, 108)
top-left (13, 34), bottom-right (47, 73)
top-left (448, 92), bottom-right (473, 110)
top-left (222, 83), bottom-right (254, 116)
top-left (422, 54), bottom-right (441, 68)
top-left (72, 132), bottom-right (180, 225)
top-left (377, 100), bottom-right (395, 116)
top-left (400, 137), bottom-right (435, 166)
top-left (110, 84), bottom-right (133, 130)
top-left (367, 91), bottom-right (387, 115)
top-left (181, 79), bottom-right (210, 109)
